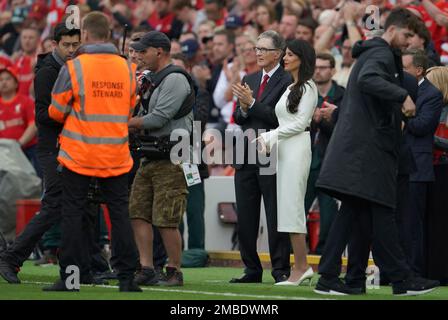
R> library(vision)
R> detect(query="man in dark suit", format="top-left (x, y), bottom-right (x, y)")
top-left (402, 49), bottom-right (443, 276)
top-left (230, 30), bottom-right (292, 283)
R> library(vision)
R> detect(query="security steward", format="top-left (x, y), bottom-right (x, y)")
top-left (45, 12), bottom-right (140, 292)
top-left (128, 31), bottom-right (194, 286)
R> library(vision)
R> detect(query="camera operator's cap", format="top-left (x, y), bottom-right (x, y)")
top-left (181, 39), bottom-right (199, 59)
top-left (225, 15), bottom-right (244, 29)
top-left (130, 31), bottom-right (171, 52)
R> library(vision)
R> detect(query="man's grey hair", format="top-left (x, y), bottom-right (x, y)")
top-left (403, 48), bottom-right (429, 74)
top-left (258, 30), bottom-right (285, 51)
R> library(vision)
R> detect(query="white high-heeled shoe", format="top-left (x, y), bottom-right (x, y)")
top-left (274, 267), bottom-right (314, 286)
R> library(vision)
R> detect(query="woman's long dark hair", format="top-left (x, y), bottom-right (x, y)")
top-left (286, 39), bottom-right (316, 113)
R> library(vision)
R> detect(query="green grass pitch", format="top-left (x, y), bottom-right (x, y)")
top-left (0, 262), bottom-right (447, 300)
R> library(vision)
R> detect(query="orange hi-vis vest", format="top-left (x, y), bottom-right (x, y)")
top-left (49, 50), bottom-right (136, 178)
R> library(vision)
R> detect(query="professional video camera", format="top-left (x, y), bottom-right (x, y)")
top-left (130, 133), bottom-right (180, 160)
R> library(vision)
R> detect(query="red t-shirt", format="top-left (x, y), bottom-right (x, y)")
top-left (0, 94), bottom-right (37, 148)
top-left (14, 54), bottom-right (36, 97)
top-left (148, 11), bottom-right (176, 35)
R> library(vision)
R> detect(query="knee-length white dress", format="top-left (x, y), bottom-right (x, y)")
top-left (260, 80), bottom-right (318, 234)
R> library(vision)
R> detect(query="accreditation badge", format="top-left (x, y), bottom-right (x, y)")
top-left (181, 163), bottom-right (201, 187)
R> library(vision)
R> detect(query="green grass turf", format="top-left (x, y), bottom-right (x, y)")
top-left (0, 262), bottom-right (447, 300)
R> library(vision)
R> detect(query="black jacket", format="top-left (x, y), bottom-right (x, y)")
top-left (194, 80), bottom-right (211, 179)
top-left (232, 67), bottom-right (293, 169)
top-left (34, 52), bottom-right (64, 152)
top-left (317, 37), bottom-right (408, 209)
top-left (405, 78), bottom-right (443, 182)
top-left (206, 63), bottom-right (224, 126)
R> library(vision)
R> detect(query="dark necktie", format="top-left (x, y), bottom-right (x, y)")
top-left (256, 74), bottom-right (270, 100)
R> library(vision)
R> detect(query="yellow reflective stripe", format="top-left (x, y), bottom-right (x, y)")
top-left (73, 59), bottom-right (85, 114)
top-left (61, 128), bottom-right (129, 145)
top-left (58, 148), bottom-right (73, 160)
top-left (70, 109), bottom-right (129, 123)
top-left (127, 61), bottom-right (134, 117)
top-left (51, 98), bottom-right (69, 113)
top-left (127, 61), bottom-right (133, 94)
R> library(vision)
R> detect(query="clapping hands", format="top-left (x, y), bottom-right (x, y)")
top-left (232, 83), bottom-right (254, 112)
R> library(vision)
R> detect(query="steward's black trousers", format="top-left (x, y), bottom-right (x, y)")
top-left (59, 168), bottom-right (137, 281)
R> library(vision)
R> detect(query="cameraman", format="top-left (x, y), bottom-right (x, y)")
top-left (128, 31), bottom-right (194, 286)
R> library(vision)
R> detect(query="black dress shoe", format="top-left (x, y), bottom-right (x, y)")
top-left (43, 280), bottom-right (79, 292)
top-left (119, 279), bottom-right (142, 292)
top-left (0, 258), bottom-right (20, 284)
top-left (274, 274), bottom-right (289, 283)
top-left (229, 274), bottom-right (262, 283)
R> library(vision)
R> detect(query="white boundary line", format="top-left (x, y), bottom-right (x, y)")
top-left (21, 280), bottom-right (333, 300)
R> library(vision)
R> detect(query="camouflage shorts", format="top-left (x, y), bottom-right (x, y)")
top-left (129, 160), bottom-right (188, 227)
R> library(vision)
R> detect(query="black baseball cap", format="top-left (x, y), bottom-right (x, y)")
top-left (130, 31), bottom-right (171, 52)
top-left (181, 39), bottom-right (200, 59)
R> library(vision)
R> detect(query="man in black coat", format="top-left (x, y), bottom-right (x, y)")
top-left (230, 30), bottom-right (292, 283)
top-left (0, 23), bottom-right (82, 284)
top-left (314, 8), bottom-right (439, 296)
top-left (344, 72), bottom-right (419, 289)
top-left (402, 49), bottom-right (443, 276)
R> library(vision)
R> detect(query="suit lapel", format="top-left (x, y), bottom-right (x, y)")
top-left (258, 67), bottom-right (284, 102)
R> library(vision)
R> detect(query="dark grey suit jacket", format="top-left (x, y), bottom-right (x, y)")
top-left (232, 66), bottom-right (293, 169)
top-left (405, 78), bottom-right (443, 182)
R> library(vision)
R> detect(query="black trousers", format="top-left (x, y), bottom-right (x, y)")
top-left (318, 195), bottom-right (411, 285)
top-left (1, 151), bottom-right (62, 268)
top-left (406, 182), bottom-right (430, 276)
top-left (59, 168), bottom-right (137, 281)
top-left (425, 164), bottom-right (448, 283)
top-left (346, 174), bottom-right (413, 285)
top-left (1, 151), bottom-right (109, 275)
top-left (234, 166), bottom-right (291, 279)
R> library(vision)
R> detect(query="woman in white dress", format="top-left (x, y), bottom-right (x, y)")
top-left (258, 39), bottom-right (318, 285)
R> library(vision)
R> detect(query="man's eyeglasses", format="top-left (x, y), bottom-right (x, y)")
top-left (253, 47), bottom-right (279, 54)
